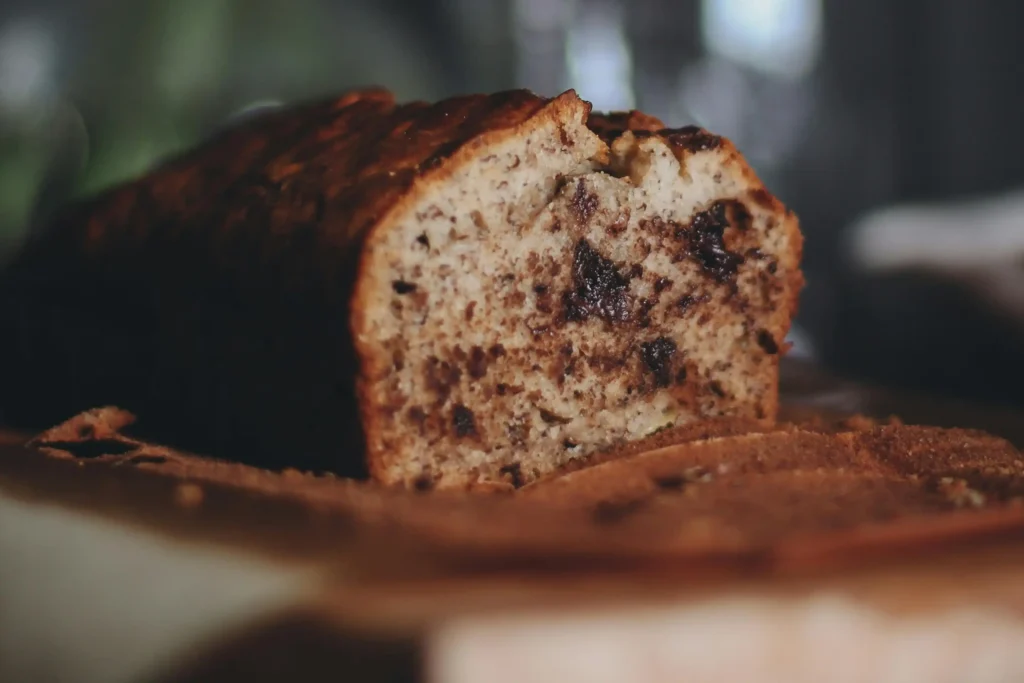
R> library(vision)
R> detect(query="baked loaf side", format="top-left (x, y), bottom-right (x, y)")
top-left (519, 425), bottom-right (1024, 548)
top-left (0, 88), bottom-right (801, 488)
top-left (354, 96), bottom-right (802, 488)
top-left (0, 89), bottom-right (559, 477)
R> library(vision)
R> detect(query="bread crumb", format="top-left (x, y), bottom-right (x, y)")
top-left (937, 477), bottom-right (986, 509)
top-left (683, 466), bottom-right (713, 483)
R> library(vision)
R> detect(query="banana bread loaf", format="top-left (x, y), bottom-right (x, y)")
top-left (0, 88), bottom-right (803, 489)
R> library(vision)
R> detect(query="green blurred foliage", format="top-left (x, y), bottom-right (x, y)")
top-left (0, 0), bottom-right (452, 259)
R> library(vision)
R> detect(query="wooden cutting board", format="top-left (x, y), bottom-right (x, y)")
top-left (4, 360), bottom-right (1024, 683)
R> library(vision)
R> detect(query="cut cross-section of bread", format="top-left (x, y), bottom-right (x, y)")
top-left (0, 88), bottom-right (802, 489)
top-left (353, 94), bottom-right (802, 489)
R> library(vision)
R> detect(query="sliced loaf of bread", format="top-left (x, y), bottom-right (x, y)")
top-left (0, 89), bottom-right (802, 489)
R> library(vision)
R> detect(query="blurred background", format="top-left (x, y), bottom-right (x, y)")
top-left (1, 0), bottom-right (1024, 407)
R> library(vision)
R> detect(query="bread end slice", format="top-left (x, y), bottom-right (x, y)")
top-left (352, 90), bottom-right (802, 490)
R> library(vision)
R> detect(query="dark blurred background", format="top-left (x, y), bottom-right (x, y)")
top-left (1, 0), bottom-right (1023, 407)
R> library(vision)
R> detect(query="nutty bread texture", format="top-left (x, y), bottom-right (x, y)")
top-left (0, 88), bottom-right (802, 489)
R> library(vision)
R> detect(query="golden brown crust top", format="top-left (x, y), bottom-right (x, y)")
top-left (586, 110), bottom-right (666, 142)
top-left (32, 88), bottom-right (555, 297)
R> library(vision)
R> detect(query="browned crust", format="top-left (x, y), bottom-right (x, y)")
top-left (536, 413), bottom-right (903, 485)
top-left (586, 110), bottom-right (666, 143)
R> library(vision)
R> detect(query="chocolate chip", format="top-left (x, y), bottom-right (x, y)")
top-left (499, 462), bottom-right (524, 488)
top-left (416, 233), bottom-right (430, 248)
top-left (534, 283), bottom-right (553, 313)
top-left (654, 277), bottom-right (673, 294)
top-left (640, 337), bottom-right (677, 388)
top-left (730, 201), bottom-right (753, 232)
top-left (688, 202), bottom-right (744, 282)
top-left (710, 380), bottom-right (727, 397)
top-left (539, 408), bottom-right (571, 425)
top-left (563, 439), bottom-right (579, 449)
top-left (677, 293), bottom-right (710, 313)
top-left (468, 345), bottom-right (489, 379)
top-left (636, 298), bottom-right (656, 328)
top-left (756, 329), bottom-right (780, 355)
top-left (413, 475), bottom-right (434, 492)
top-left (452, 404), bottom-right (478, 437)
top-left (392, 280), bottom-right (417, 294)
top-left (563, 239), bottom-right (632, 323)
top-left (571, 179), bottom-right (599, 223)
top-left (489, 344), bottom-right (506, 358)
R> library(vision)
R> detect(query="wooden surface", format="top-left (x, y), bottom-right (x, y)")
top-left (5, 361), bottom-right (1024, 682)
